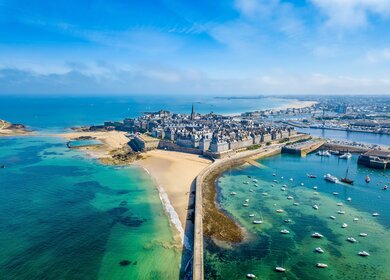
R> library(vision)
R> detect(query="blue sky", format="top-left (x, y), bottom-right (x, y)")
top-left (1, 0), bottom-right (390, 95)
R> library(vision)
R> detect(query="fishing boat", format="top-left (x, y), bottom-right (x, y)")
top-left (275, 267), bottom-right (286, 272)
top-left (312, 232), bottom-right (323, 238)
top-left (315, 247), bottom-right (324, 253)
top-left (358, 251), bottom-right (370, 257)
top-left (324, 173), bottom-right (338, 183)
top-left (365, 175), bottom-right (371, 183)
top-left (253, 220), bottom-right (263, 224)
top-left (339, 152), bottom-right (352, 159)
top-left (347, 237), bottom-right (357, 243)
top-left (359, 233), bottom-right (368, 237)
top-left (280, 229), bottom-right (289, 234)
top-left (340, 167), bottom-right (354, 185)
top-left (246, 273), bottom-right (256, 279)
top-left (316, 263), bottom-right (328, 268)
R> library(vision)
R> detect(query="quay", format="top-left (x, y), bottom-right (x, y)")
top-left (192, 145), bottom-right (282, 280)
top-left (282, 139), bottom-right (325, 156)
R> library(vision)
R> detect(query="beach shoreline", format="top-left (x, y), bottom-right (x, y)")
top-left (0, 120), bottom-right (31, 137)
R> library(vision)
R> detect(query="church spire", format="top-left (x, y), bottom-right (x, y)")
top-left (191, 103), bottom-right (195, 120)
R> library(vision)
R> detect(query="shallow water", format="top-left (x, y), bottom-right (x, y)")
top-left (0, 136), bottom-right (180, 280)
top-left (205, 153), bottom-right (390, 280)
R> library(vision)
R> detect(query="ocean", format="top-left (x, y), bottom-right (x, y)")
top-left (205, 153), bottom-right (390, 280)
top-left (0, 95), bottom-right (291, 279)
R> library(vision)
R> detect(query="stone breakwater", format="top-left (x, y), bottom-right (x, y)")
top-left (193, 145), bottom-right (282, 280)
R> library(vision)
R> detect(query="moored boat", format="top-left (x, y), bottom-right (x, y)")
top-left (339, 152), bottom-right (352, 159)
top-left (324, 173), bottom-right (338, 183)
top-left (365, 176), bottom-right (371, 183)
top-left (280, 229), bottom-right (290, 234)
top-left (372, 212), bottom-right (380, 217)
top-left (313, 204), bottom-right (319, 210)
top-left (341, 223), bottom-right (348, 228)
top-left (246, 273), bottom-right (256, 279)
top-left (230, 192), bottom-right (237, 195)
top-left (316, 263), bottom-right (328, 268)
top-left (312, 232), bottom-right (323, 238)
top-left (275, 267), bottom-right (286, 272)
top-left (330, 215), bottom-right (336, 220)
top-left (315, 247), bottom-right (324, 253)
top-left (347, 237), bottom-right (357, 243)
top-left (358, 251), bottom-right (370, 257)
top-left (359, 233), bottom-right (368, 237)
top-left (276, 209), bottom-right (284, 213)
top-left (253, 220), bottom-right (263, 224)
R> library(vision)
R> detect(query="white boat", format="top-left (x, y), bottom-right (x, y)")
top-left (282, 184), bottom-right (287, 187)
top-left (342, 223), bottom-right (348, 228)
top-left (337, 203), bottom-right (344, 206)
top-left (313, 186), bottom-right (318, 190)
top-left (276, 209), bottom-right (284, 213)
top-left (245, 199), bottom-right (250, 202)
top-left (353, 218), bottom-right (359, 221)
top-left (289, 178), bottom-right (294, 181)
top-left (262, 192), bottom-right (268, 196)
top-left (284, 219), bottom-right (292, 223)
top-left (244, 181), bottom-right (249, 185)
top-left (253, 220), bottom-right (263, 224)
top-left (273, 173), bottom-right (276, 177)
top-left (330, 216), bottom-right (336, 220)
top-left (273, 179), bottom-right (278, 183)
top-left (252, 179), bottom-right (258, 182)
top-left (315, 247), bottom-right (324, 253)
top-left (246, 273), bottom-right (256, 279)
top-left (339, 152), bottom-right (352, 159)
top-left (358, 251), bottom-right (370, 257)
top-left (347, 237), bottom-right (357, 243)
top-left (333, 192), bottom-right (339, 195)
top-left (347, 197), bottom-right (352, 201)
top-left (281, 187), bottom-right (286, 191)
top-left (316, 263), bottom-right (328, 268)
top-left (337, 210), bottom-right (345, 214)
top-left (281, 176), bottom-right (284, 179)
top-left (324, 174), bottom-right (338, 183)
top-left (230, 192), bottom-right (237, 195)
top-left (249, 189), bottom-right (254, 192)
top-left (372, 212), bottom-right (380, 217)
top-left (249, 214), bottom-right (255, 217)
top-left (243, 203), bottom-right (249, 207)
top-left (287, 196), bottom-right (293, 200)
top-left (313, 204), bottom-right (319, 210)
top-left (300, 183), bottom-right (304, 186)
top-left (317, 150), bottom-right (331, 157)
top-left (254, 184), bottom-right (259, 187)
top-left (312, 232), bottom-right (323, 238)
top-left (359, 233), bottom-right (368, 237)
top-left (275, 267), bottom-right (286, 272)
top-left (280, 229), bottom-right (290, 234)
top-left (293, 202), bottom-right (300, 206)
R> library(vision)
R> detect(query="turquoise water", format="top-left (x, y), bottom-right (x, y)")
top-left (68, 139), bottom-right (102, 147)
top-left (205, 153), bottom-right (390, 280)
top-left (0, 96), bottom-right (293, 279)
top-left (0, 136), bottom-right (180, 279)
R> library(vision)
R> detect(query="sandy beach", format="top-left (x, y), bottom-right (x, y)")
top-left (136, 150), bottom-right (211, 245)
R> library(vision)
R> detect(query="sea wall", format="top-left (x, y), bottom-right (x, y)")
top-left (158, 140), bottom-right (203, 155)
top-left (192, 145), bottom-right (282, 280)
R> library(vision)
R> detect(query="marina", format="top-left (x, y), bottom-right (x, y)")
top-left (204, 152), bottom-right (390, 280)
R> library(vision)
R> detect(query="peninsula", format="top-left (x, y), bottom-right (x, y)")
top-left (0, 120), bottom-right (30, 136)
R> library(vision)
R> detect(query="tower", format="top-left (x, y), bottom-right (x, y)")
top-left (191, 103), bottom-right (195, 120)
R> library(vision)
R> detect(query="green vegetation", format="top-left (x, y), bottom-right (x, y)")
top-left (247, 144), bottom-right (261, 150)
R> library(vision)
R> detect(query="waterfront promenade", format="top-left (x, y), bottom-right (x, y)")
top-left (193, 145), bottom-right (282, 280)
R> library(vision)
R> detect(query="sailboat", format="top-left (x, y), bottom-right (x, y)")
top-left (341, 167), bottom-right (354, 185)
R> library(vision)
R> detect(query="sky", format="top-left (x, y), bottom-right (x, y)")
top-left (1, 0), bottom-right (390, 95)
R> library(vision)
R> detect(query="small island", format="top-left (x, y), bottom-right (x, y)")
top-left (0, 120), bottom-right (31, 137)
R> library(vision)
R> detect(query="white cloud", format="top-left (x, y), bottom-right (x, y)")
top-left (311, 0), bottom-right (390, 29)
top-left (366, 48), bottom-right (390, 63)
